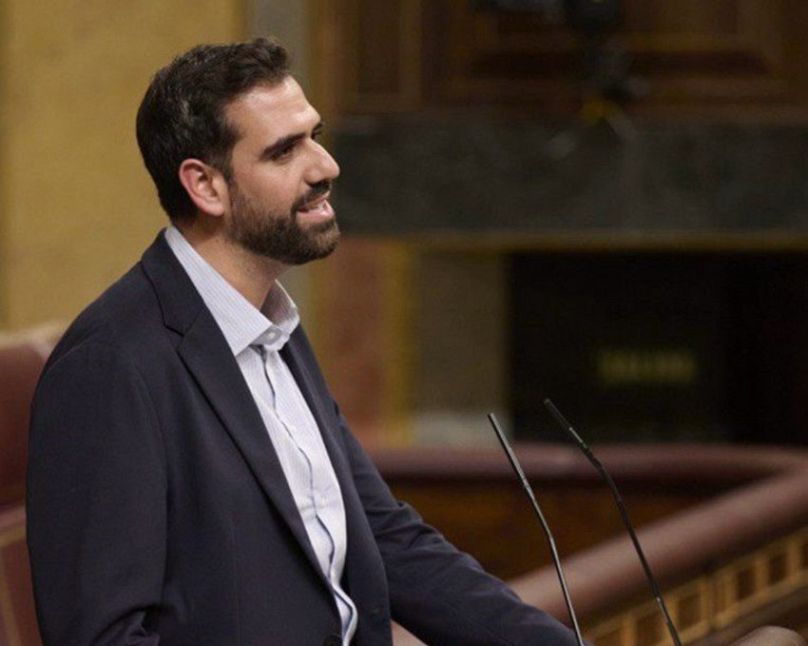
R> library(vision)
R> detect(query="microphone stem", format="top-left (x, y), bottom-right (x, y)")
top-left (543, 399), bottom-right (683, 646)
top-left (599, 465), bottom-right (682, 646)
top-left (488, 413), bottom-right (585, 646)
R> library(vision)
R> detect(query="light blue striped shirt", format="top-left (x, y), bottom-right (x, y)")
top-left (165, 226), bottom-right (357, 644)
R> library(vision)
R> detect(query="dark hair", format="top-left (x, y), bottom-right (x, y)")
top-left (136, 38), bottom-right (290, 220)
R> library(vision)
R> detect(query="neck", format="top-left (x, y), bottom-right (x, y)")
top-left (174, 219), bottom-right (287, 309)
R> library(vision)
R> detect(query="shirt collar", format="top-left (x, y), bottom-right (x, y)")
top-left (164, 226), bottom-right (299, 355)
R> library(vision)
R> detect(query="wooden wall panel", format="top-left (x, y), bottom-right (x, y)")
top-left (319, 0), bottom-right (808, 117)
top-left (424, 2), bottom-right (577, 111)
top-left (336, 0), bottom-right (422, 112)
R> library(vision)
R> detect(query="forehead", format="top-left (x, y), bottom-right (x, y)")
top-left (225, 77), bottom-right (319, 145)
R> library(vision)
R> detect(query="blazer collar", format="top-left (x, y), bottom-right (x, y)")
top-left (140, 231), bottom-right (204, 335)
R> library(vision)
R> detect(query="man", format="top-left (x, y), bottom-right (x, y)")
top-left (27, 39), bottom-right (581, 645)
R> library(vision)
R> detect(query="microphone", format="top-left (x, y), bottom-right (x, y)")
top-left (487, 413), bottom-right (585, 646)
top-left (543, 398), bottom-right (683, 646)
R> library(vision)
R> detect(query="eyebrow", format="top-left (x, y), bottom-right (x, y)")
top-left (260, 121), bottom-right (324, 160)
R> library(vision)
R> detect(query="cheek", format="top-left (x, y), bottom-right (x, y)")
top-left (243, 171), bottom-right (302, 210)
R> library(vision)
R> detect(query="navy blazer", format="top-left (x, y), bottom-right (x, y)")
top-left (27, 233), bottom-right (579, 645)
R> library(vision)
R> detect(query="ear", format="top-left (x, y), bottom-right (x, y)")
top-left (177, 159), bottom-right (229, 217)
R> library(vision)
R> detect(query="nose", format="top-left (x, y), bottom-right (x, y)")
top-left (306, 140), bottom-right (340, 185)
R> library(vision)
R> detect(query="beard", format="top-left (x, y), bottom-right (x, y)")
top-left (226, 180), bottom-right (340, 265)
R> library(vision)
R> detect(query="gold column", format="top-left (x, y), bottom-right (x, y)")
top-left (0, 2), bottom-right (244, 329)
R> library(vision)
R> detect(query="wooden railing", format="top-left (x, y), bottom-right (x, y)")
top-left (510, 469), bottom-right (808, 645)
top-left (381, 445), bottom-right (808, 645)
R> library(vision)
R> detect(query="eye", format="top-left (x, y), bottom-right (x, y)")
top-left (270, 143), bottom-right (296, 161)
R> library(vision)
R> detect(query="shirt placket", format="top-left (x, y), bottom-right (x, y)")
top-left (254, 344), bottom-right (355, 641)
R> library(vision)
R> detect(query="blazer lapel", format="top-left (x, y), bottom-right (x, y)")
top-left (280, 335), bottom-right (345, 473)
top-left (281, 333), bottom-right (389, 607)
top-left (141, 233), bottom-right (327, 586)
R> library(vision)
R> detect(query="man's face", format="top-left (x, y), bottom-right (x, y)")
top-left (221, 77), bottom-right (341, 265)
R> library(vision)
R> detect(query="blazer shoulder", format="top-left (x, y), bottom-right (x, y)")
top-left (46, 261), bottom-right (168, 374)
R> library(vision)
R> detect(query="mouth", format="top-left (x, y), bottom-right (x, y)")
top-left (295, 192), bottom-right (335, 221)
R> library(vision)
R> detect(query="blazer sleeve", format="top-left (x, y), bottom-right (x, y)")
top-left (27, 342), bottom-right (166, 646)
top-left (335, 408), bottom-right (583, 646)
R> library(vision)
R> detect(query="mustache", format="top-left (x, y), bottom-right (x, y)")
top-left (292, 180), bottom-right (332, 212)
